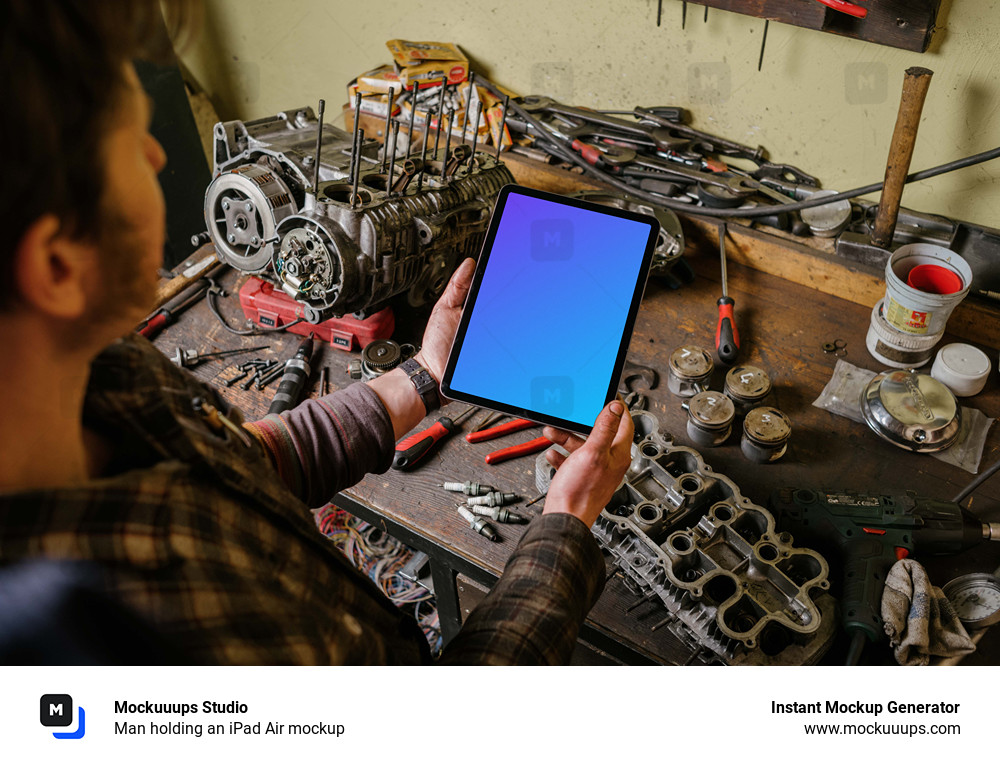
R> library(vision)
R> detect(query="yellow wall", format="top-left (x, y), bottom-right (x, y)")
top-left (181, 0), bottom-right (1000, 226)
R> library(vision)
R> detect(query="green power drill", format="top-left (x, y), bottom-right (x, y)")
top-left (770, 488), bottom-right (1000, 647)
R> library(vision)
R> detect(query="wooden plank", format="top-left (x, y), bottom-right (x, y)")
top-left (689, 0), bottom-right (939, 53)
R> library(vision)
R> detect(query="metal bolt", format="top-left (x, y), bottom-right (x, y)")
top-left (457, 506), bottom-right (499, 542)
top-left (245, 202), bottom-right (253, 212)
top-left (441, 481), bottom-right (495, 496)
top-left (222, 200), bottom-right (230, 210)
top-left (466, 491), bottom-right (519, 507)
top-left (250, 236), bottom-right (259, 246)
top-left (227, 233), bottom-right (236, 244)
top-left (468, 506), bottom-right (527, 524)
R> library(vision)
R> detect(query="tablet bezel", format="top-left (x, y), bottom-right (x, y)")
top-left (439, 184), bottom-right (660, 435)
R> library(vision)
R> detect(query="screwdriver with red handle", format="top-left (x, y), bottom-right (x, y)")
top-left (715, 223), bottom-right (740, 364)
top-left (392, 405), bottom-right (479, 471)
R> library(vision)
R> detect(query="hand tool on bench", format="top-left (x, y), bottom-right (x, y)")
top-left (392, 405), bottom-right (479, 470)
top-left (836, 67), bottom-right (935, 265)
top-left (714, 224), bottom-right (740, 364)
top-left (484, 436), bottom-right (553, 466)
top-left (466, 417), bottom-right (536, 443)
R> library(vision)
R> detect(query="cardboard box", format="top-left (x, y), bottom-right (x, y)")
top-left (385, 39), bottom-right (468, 87)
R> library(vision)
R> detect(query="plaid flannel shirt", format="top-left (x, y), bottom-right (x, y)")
top-left (0, 334), bottom-right (603, 664)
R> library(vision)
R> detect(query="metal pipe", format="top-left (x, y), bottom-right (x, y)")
top-left (467, 104), bottom-right (481, 172)
top-left (381, 88), bottom-right (395, 173)
top-left (418, 112), bottom-right (429, 191)
top-left (406, 84), bottom-right (417, 157)
top-left (312, 99), bottom-right (325, 194)
top-left (461, 72), bottom-right (475, 144)
top-left (351, 129), bottom-right (364, 207)
top-left (433, 76), bottom-right (447, 158)
top-left (494, 94), bottom-right (509, 160)
top-left (443, 108), bottom-right (455, 179)
top-left (348, 92), bottom-right (361, 183)
top-left (387, 121), bottom-right (399, 195)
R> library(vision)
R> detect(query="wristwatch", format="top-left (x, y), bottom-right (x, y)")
top-left (399, 358), bottom-right (440, 414)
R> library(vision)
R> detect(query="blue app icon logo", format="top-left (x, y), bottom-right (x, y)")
top-left (40, 694), bottom-right (86, 739)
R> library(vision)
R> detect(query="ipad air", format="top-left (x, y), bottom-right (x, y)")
top-left (440, 185), bottom-right (659, 434)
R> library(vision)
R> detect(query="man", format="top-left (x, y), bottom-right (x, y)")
top-left (0, 0), bottom-right (633, 664)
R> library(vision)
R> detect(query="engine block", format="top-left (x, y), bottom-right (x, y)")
top-left (204, 105), bottom-right (514, 321)
top-left (588, 411), bottom-right (836, 665)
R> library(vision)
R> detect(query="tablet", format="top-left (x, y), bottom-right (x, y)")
top-left (440, 184), bottom-right (659, 434)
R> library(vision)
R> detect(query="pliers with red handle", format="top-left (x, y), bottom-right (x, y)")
top-left (485, 436), bottom-right (553, 466)
top-left (815, 0), bottom-right (868, 18)
top-left (466, 418), bottom-right (536, 444)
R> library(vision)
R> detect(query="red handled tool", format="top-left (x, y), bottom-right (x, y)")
top-left (466, 418), bottom-right (535, 444)
top-left (715, 223), bottom-right (740, 364)
top-left (392, 405), bottom-right (479, 471)
top-left (485, 436), bottom-right (553, 466)
top-left (815, 0), bottom-right (868, 18)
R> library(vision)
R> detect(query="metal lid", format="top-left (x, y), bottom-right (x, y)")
top-left (724, 365), bottom-right (772, 402)
top-left (669, 345), bottom-right (714, 379)
top-left (859, 370), bottom-right (960, 452)
top-left (800, 190), bottom-right (851, 237)
top-left (743, 407), bottom-right (791, 445)
top-left (686, 391), bottom-right (735, 430)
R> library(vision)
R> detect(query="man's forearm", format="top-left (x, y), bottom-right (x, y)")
top-left (439, 513), bottom-right (606, 665)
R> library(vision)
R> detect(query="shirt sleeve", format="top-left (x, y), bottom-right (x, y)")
top-left (439, 512), bottom-right (606, 665)
top-left (244, 383), bottom-right (395, 508)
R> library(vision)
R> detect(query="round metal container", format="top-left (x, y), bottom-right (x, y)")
top-left (741, 407), bottom-right (791, 463)
top-left (859, 369), bottom-right (961, 452)
top-left (668, 345), bottom-right (715, 397)
top-left (683, 391), bottom-right (735, 447)
top-left (724, 365), bottom-right (772, 415)
top-left (800, 190), bottom-right (852, 238)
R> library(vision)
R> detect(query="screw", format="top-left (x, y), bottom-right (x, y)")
top-left (222, 200), bottom-right (230, 210)
top-left (250, 236), bottom-right (259, 246)
top-left (227, 233), bottom-right (236, 244)
top-left (245, 202), bottom-right (253, 212)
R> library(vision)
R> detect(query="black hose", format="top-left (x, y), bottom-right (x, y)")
top-left (953, 455), bottom-right (1000, 504)
top-left (844, 631), bottom-right (866, 666)
top-left (207, 289), bottom-right (303, 336)
top-left (499, 89), bottom-right (1000, 219)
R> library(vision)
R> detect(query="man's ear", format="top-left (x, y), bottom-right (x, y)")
top-left (13, 215), bottom-right (95, 320)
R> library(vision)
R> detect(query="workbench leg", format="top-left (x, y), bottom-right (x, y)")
top-left (430, 559), bottom-right (463, 646)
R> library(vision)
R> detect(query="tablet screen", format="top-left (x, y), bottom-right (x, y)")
top-left (441, 185), bottom-right (658, 433)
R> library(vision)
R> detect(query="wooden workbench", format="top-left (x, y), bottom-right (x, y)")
top-left (155, 227), bottom-right (1000, 666)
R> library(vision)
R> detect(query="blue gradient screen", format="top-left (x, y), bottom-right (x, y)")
top-left (446, 190), bottom-right (654, 429)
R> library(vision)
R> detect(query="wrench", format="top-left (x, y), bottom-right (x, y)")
top-left (520, 95), bottom-right (693, 154)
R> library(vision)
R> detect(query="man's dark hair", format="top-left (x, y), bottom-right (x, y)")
top-left (0, 0), bottom-right (189, 309)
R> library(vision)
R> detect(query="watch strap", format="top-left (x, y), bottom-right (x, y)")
top-left (399, 358), bottom-right (440, 414)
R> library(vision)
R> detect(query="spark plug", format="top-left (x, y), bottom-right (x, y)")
top-left (468, 506), bottom-right (527, 525)
top-left (466, 491), bottom-right (519, 507)
top-left (457, 506), bottom-right (499, 542)
top-left (441, 481), bottom-right (495, 496)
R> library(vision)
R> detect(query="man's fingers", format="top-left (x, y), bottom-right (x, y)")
top-left (587, 399), bottom-right (626, 452)
top-left (543, 426), bottom-right (585, 453)
top-left (613, 407), bottom-right (634, 449)
top-left (544, 448), bottom-right (567, 470)
top-left (442, 258), bottom-right (475, 309)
